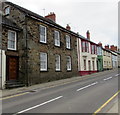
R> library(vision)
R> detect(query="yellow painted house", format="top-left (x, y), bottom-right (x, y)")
top-left (103, 48), bottom-right (112, 70)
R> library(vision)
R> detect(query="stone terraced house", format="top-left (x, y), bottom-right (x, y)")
top-left (1, 1), bottom-right (119, 89)
top-left (1, 1), bottom-right (79, 88)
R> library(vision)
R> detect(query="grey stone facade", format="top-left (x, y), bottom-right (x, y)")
top-left (2, 1), bottom-right (78, 86)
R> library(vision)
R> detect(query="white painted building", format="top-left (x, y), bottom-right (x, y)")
top-left (111, 51), bottom-right (118, 69)
top-left (77, 31), bottom-right (98, 76)
top-left (0, 49), bottom-right (6, 89)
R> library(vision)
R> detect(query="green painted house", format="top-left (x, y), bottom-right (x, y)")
top-left (97, 43), bottom-right (103, 72)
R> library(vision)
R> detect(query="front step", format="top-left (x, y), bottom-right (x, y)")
top-left (5, 80), bottom-right (25, 89)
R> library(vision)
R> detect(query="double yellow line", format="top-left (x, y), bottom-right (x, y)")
top-left (0, 92), bottom-right (29, 100)
top-left (93, 90), bottom-right (120, 115)
top-left (0, 77), bottom-right (84, 101)
top-left (0, 78), bottom-right (82, 101)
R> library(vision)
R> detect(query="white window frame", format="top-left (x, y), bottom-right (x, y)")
top-left (55, 55), bottom-right (60, 71)
top-left (86, 42), bottom-right (89, 52)
top-left (40, 25), bottom-right (47, 43)
top-left (67, 56), bottom-right (72, 71)
top-left (4, 6), bottom-right (10, 15)
top-left (40, 52), bottom-right (47, 71)
top-left (66, 35), bottom-right (71, 49)
top-left (8, 30), bottom-right (17, 50)
top-left (54, 30), bottom-right (60, 46)
top-left (91, 45), bottom-right (95, 54)
top-left (82, 41), bottom-right (85, 52)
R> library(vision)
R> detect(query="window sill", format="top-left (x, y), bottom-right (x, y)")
top-left (82, 51), bottom-right (89, 53)
top-left (66, 48), bottom-right (71, 50)
top-left (67, 70), bottom-right (72, 72)
top-left (54, 45), bottom-right (61, 48)
top-left (40, 70), bottom-right (48, 72)
top-left (4, 14), bottom-right (10, 16)
top-left (55, 70), bottom-right (61, 72)
top-left (7, 49), bottom-right (17, 51)
top-left (40, 42), bottom-right (47, 45)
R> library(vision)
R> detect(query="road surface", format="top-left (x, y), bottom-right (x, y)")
top-left (2, 69), bottom-right (119, 114)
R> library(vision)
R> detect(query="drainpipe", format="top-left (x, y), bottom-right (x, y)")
top-left (25, 15), bottom-right (29, 86)
top-left (0, 11), bottom-right (2, 89)
top-left (0, 49), bottom-right (2, 90)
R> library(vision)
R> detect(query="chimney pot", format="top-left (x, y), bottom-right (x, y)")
top-left (105, 45), bottom-right (109, 50)
top-left (110, 45), bottom-right (117, 51)
top-left (66, 24), bottom-right (71, 30)
top-left (86, 30), bottom-right (90, 39)
top-left (98, 42), bottom-right (102, 47)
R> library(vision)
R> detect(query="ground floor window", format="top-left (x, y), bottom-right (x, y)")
top-left (55, 54), bottom-right (60, 71)
top-left (67, 56), bottom-right (72, 71)
top-left (40, 52), bottom-right (47, 71)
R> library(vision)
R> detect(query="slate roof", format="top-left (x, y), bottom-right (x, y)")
top-left (4, 1), bottom-right (98, 45)
top-left (4, 1), bottom-right (81, 36)
top-left (2, 16), bottom-right (21, 31)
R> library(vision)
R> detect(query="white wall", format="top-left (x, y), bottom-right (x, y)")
top-left (112, 54), bottom-right (118, 68)
top-left (0, 50), bottom-right (6, 89)
top-left (77, 38), bottom-right (81, 71)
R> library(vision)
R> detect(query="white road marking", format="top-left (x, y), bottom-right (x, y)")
top-left (15, 96), bottom-right (63, 114)
top-left (115, 74), bottom-right (119, 76)
top-left (77, 82), bottom-right (98, 92)
top-left (103, 77), bottom-right (112, 81)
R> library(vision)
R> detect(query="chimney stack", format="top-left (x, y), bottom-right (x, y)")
top-left (114, 46), bottom-right (117, 51)
top-left (110, 45), bottom-right (117, 51)
top-left (98, 42), bottom-right (102, 47)
top-left (105, 45), bottom-right (109, 50)
top-left (45, 12), bottom-right (56, 22)
top-left (66, 24), bottom-right (71, 30)
top-left (86, 30), bottom-right (90, 40)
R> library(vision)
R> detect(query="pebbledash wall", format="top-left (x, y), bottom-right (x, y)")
top-left (2, 1), bottom-right (78, 86)
top-left (77, 33), bottom-right (98, 76)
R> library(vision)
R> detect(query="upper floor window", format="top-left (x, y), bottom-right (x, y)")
top-left (4, 6), bottom-right (10, 15)
top-left (54, 30), bottom-right (60, 46)
top-left (40, 52), bottom-right (47, 71)
top-left (39, 25), bottom-right (47, 43)
top-left (66, 35), bottom-right (71, 49)
top-left (66, 56), bottom-right (72, 71)
top-left (91, 44), bottom-right (97, 54)
top-left (81, 41), bottom-right (89, 52)
top-left (103, 51), bottom-right (106, 56)
top-left (55, 55), bottom-right (60, 71)
top-left (8, 30), bottom-right (16, 50)
top-left (97, 47), bottom-right (102, 55)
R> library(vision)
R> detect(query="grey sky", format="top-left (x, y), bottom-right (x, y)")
top-left (8, 0), bottom-right (118, 47)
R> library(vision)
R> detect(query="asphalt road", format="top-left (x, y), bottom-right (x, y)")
top-left (2, 69), bottom-right (119, 114)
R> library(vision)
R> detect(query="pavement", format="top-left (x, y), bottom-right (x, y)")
top-left (1, 68), bottom-right (119, 114)
top-left (107, 99), bottom-right (118, 113)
